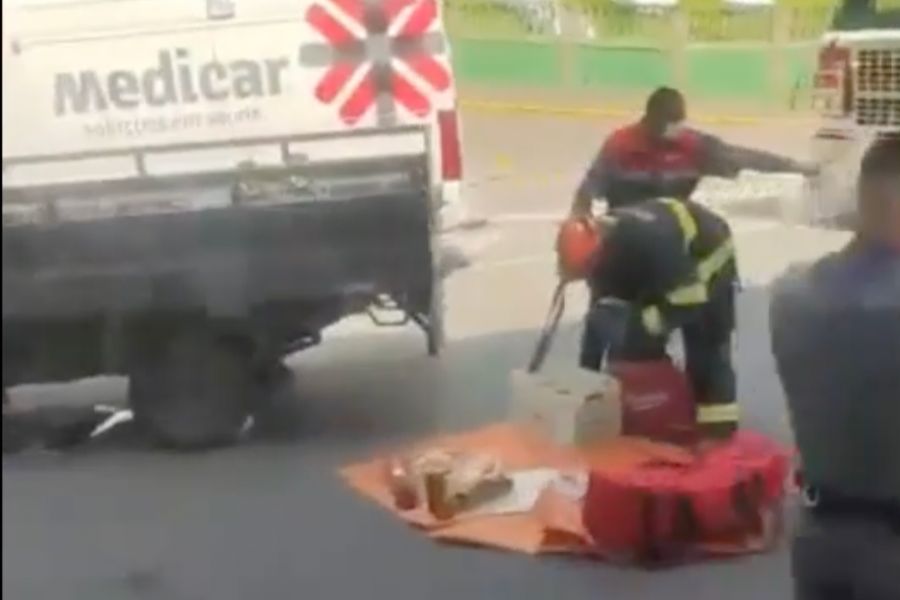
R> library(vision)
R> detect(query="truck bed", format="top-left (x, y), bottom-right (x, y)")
top-left (3, 156), bottom-right (434, 320)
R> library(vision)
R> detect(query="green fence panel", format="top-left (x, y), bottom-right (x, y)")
top-left (787, 43), bottom-right (817, 84)
top-left (686, 46), bottom-right (771, 99)
top-left (575, 45), bottom-right (673, 90)
top-left (449, 26), bottom-right (824, 108)
top-left (451, 38), bottom-right (564, 86)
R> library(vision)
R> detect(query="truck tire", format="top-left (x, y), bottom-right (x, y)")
top-left (129, 330), bottom-right (253, 450)
top-left (252, 361), bottom-right (303, 439)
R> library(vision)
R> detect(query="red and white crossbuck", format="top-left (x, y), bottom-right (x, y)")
top-left (301, 0), bottom-right (451, 125)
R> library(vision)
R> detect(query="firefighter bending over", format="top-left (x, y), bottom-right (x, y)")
top-left (576, 185), bottom-right (739, 439)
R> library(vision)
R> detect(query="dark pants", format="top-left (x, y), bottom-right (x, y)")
top-left (793, 509), bottom-right (900, 600)
top-left (579, 284), bottom-right (736, 406)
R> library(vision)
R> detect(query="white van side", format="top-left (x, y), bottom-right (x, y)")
top-left (3, 0), bottom-right (463, 217)
top-left (2, 0), bottom-right (463, 448)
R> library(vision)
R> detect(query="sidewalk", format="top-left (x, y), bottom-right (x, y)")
top-left (459, 84), bottom-right (819, 127)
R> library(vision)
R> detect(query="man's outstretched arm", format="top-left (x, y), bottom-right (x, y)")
top-left (699, 132), bottom-right (817, 179)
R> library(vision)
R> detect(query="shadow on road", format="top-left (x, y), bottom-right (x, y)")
top-left (2, 283), bottom-right (801, 600)
top-left (3, 283), bottom-right (790, 460)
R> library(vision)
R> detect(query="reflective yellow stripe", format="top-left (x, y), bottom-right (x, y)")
top-left (660, 198), bottom-right (698, 249)
top-left (698, 239), bottom-right (736, 283)
top-left (666, 281), bottom-right (708, 306)
top-left (645, 199), bottom-right (735, 322)
top-left (641, 305), bottom-right (665, 335)
top-left (697, 403), bottom-right (740, 424)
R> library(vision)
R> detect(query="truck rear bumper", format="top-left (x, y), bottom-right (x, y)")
top-left (3, 193), bottom-right (434, 320)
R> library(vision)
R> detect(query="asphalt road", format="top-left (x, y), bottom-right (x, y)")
top-left (2, 111), bottom-right (851, 600)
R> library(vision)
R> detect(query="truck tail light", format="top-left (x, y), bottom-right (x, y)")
top-left (814, 71), bottom-right (841, 90)
top-left (438, 109), bottom-right (462, 181)
top-left (817, 43), bottom-right (850, 76)
top-left (815, 43), bottom-right (854, 115)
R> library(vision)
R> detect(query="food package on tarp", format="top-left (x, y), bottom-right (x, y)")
top-left (386, 448), bottom-right (512, 519)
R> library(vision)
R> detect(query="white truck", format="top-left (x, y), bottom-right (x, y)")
top-left (810, 0), bottom-right (899, 225)
top-left (2, 0), bottom-right (464, 447)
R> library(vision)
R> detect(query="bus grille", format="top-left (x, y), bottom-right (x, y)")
top-left (855, 98), bottom-right (900, 127)
top-left (855, 49), bottom-right (900, 127)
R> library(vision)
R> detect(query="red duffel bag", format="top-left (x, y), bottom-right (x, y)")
top-left (582, 432), bottom-right (790, 564)
top-left (610, 360), bottom-right (697, 445)
top-left (703, 430), bottom-right (791, 505)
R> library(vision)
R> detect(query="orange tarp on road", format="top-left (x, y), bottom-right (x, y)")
top-left (340, 423), bottom-right (693, 555)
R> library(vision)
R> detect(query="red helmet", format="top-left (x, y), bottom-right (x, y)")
top-left (556, 217), bottom-right (602, 280)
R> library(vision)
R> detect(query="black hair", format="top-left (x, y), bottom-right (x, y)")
top-left (857, 134), bottom-right (900, 241)
top-left (645, 87), bottom-right (685, 120)
top-left (860, 134), bottom-right (900, 184)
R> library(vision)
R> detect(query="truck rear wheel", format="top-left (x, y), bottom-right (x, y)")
top-left (129, 329), bottom-right (253, 450)
top-left (252, 361), bottom-right (304, 439)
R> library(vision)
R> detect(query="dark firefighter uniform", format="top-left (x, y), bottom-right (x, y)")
top-left (575, 123), bottom-right (810, 211)
top-left (580, 197), bottom-right (739, 436)
top-left (771, 242), bottom-right (900, 599)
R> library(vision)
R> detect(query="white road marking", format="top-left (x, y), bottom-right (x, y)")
top-left (322, 213), bottom-right (824, 342)
top-left (483, 212), bottom-right (783, 233)
top-left (456, 212), bottom-right (789, 273)
top-left (89, 409), bottom-right (133, 438)
top-left (486, 212), bottom-right (565, 224)
top-left (466, 254), bottom-right (555, 272)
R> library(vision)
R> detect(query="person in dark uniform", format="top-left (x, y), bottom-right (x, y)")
top-left (579, 185), bottom-right (740, 438)
top-left (571, 87), bottom-right (817, 216)
top-left (770, 136), bottom-right (900, 600)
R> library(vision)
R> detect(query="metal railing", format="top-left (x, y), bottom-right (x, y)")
top-left (445, 0), bottom-right (839, 42)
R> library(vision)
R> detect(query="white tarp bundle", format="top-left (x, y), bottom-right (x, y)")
top-left (693, 172), bottom-right (814, 224)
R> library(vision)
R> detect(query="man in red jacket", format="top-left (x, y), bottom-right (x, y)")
top-left (570, 87), bottom-right (816, 216)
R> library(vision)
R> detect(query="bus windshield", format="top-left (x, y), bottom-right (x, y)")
top-left (832, 0), bottom-right (900, 30)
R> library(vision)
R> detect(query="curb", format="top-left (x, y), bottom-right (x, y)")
top-left (459, 99), bottom-right (811, 126)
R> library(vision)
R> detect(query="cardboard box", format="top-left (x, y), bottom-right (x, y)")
top-left (509, 367), bottom-right (622, 446)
